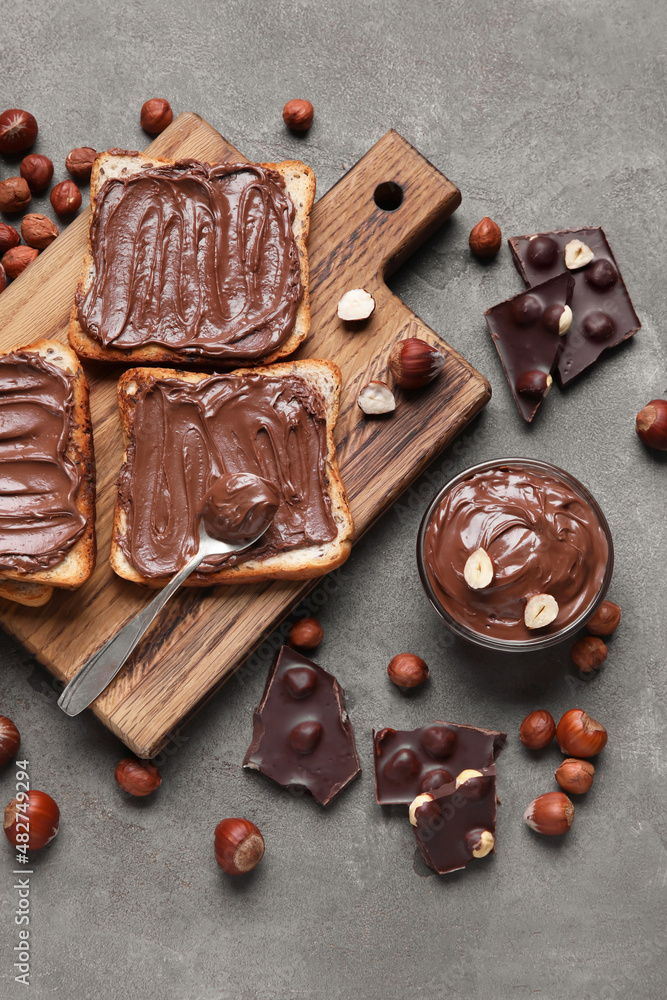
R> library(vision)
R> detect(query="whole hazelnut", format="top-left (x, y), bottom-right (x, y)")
top-left (0, 223), bottom-right (20, 255)
top-left (556, 708), bottom-right (607, 758)
top-left (636, 399), bottom-right (667, 451)
top-left (523, 791), bottom-right (574, 836)
top-left (287, 617), bottom-right (323, 650)
top-left (20, 153), bottom-right (54, 193)
top-left (571, 635), bottom-right (608, 675)
top-left (519, 709), bottom-right (556, 750)
top-left (0, 177), bottom-right (31, 213)
top-left (389, 337), bottom-right (445, 389)
top-left (21, 213), bottom-right (59, 250)
top-left (4, 790), bottom-right (59, 850)
top-left (387, 653), bottom-right (429, 689)
top-left (214, 817), bottom-right (265, 875)
top-left (0, 716), bottom-right (20, 765)
top-left (554, 758), bottom-right (595, 795)
top-left (587, 600), bottom-right (621, 636)
top-left (0, 110), bottom-right (38, 153)
top-left (140, 98), bottom-right (173, 134)
top-left (469, 216), bottom-right (502, 259)
top-left (50, 180), bottom-right (81, 217)
top-left (2, 245), bottom-right (39, 279)
top-left (282, 99), bottom-right (314, 132)
top-left (66, 146), bottom-right (97, 181)
top-left (114, 758), bottom-right (162, 796)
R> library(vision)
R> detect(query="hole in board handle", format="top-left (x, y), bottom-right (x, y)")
top-left (374, 182), bottom-right (403, 212)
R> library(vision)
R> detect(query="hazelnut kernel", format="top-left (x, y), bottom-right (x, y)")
top-left (282, 99), bottom-right (314, 131)
top-left (587, 600), bottom-right (621, 636)
top-left (140, 98), bottom-right (173, 134)
top-left (519, 709), bottom-right (556, 750)
top-left (387, 653), bottom-right (429, 689)
top-left (287, 617), bottom-right (323, 650)
top-left (463, 547), bottom-right (494, 589)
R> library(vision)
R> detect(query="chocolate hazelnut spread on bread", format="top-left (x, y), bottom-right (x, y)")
top-left (76, 161), bottom-right (302, 360)
top-left (117, 372), bottom-right (338, 579)
top-left (0, 352), bottom-right (86, 573)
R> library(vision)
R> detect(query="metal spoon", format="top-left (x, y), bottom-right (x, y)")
top-left (58, 518), bottom-right (270, 717)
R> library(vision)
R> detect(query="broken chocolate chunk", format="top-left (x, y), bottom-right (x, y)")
top-left (243, 646), bottom-right (361, 806)
top-left (509, 227), bottom-right (640, 386)
top-left (410, 765), bottom-right (499, 874)
top-left (485, 273), bottom-right (574, 422)
top-left (373, 722), bottom-right (506, 806)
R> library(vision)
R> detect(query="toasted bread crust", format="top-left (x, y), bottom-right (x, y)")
top-left (110, 360), bottom-right (353, 587)
top-left (68, 151), bottom-right (315, 367)
top-left (0, 339), bottom-right (96, 597)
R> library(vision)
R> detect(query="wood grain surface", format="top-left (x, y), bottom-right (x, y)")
top-left (0, 114), bottom-right (490, 756)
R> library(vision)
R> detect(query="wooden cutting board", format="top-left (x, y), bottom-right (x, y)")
top-left (0, 115), bottom-right (490, 756)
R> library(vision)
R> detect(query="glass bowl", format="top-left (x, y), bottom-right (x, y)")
top-left (416, 458), bottom-right (614, 652)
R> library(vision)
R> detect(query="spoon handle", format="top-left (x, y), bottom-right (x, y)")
top-left (58, 548), bottom-right (206, 717)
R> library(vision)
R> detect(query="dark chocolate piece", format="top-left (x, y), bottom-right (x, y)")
top-left (484, 273), bottom-right (574, 422)
top-left (372, 722), bottom-right (506, 806)
top-left (509, 227), bottom-right (640, 386)
top-left (243, 646), bottom-right (361, 806)
top-left (411, 765), bottom-right (498, 874)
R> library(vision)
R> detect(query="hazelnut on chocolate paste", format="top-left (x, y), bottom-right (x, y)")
top-left (201, 473), bottom-right (280, 544)
top-left (423, 465), bottom-right (608, 640)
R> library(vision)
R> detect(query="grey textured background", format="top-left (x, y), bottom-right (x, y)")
top-left (1, 1), bottom-right (666, 998)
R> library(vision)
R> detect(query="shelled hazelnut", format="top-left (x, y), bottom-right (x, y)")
top-left (0, 223), bottom-right (20, 255)
top-left (571, 635), bottom-right (607, 675)
top-left (50, 180), bottom-right (81, 216)
top-left (387, 653), bottom-right (429, 689)
top-left (66, 147), bottom-right (96, 181)
top-left (287, 617), bottom-right (323, 650)
top-left (587, 600), bottom-right (621, 636)
top-left (114, 758), bottom-right (162, 797)
top-left (282, 99), bottom-right (314, 132)
top-left (140, 99), bottom-right (173, 134)
top-left (519, 710), bottom-right (556, 750)
top-left (0, 177), bottom-right (31, 213)
top-left (469, 217), bottom-right (502, 259)
top-left (555, 758), bottom-right (595, 794)
top-left (2, 245), bottom-right (39, 279)
top-left (21, 214), bottom-right (58, 250)
top-left (20, 154), bottom-right (54, 193)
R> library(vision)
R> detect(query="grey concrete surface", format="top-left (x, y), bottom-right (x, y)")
top-left (1, 1), bottom-right (666, 997)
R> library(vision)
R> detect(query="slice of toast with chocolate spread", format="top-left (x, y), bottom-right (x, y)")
top-left (0, 339), bottom-right (96, 605)
top-left (109, 360), bottom-right (353, 587)
top-left (69, 150), bottom-right (315, 367)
